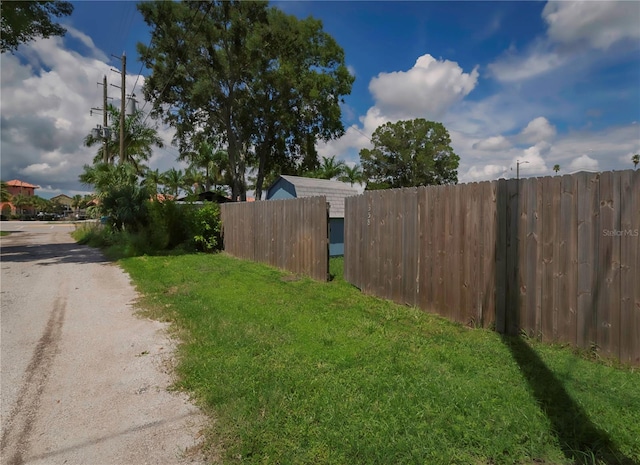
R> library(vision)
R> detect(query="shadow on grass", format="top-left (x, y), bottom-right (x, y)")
top-left (500, 335), bottom-right (635, 465)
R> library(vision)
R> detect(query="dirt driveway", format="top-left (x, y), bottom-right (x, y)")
top-left (1, 223), bottom-right (207, 465)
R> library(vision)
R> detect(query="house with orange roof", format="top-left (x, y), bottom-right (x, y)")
top-left (1, 179), bottom-right (40, 218)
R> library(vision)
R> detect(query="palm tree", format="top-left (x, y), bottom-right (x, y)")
top-left (79, 162), bottom-right (139, 199)
top-left (180, 141), bottom-right (231, 193)
top-left (183, 167), bottom-right (205, 196)
top-left (0, 181), bottom-right (11, 202)
top-left (71, 194), bottom-right (83, 214)
top-left (143, 168), bottom-right (164, 196)
top-left (162, 168), bottom-right (184, 198)
top-left (339, 164), bottom-right (364, 186)
top-left (12, 194), bottom-right (33, 218)
top-left (311, 155), bottom-right (346, 180)
top-left (84, 104), bottom-right (164, 173)
top-left (633, 154), bottom-right (639, 170)
top-left (553, 164), bottom-right (560, 174)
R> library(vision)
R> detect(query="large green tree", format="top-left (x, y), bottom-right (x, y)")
top-left (1, 1), bottom-right (73, 53)
top-left (360, 119), bottom-right (460, 190)
top-left (137, 0), bottom-right (353, 201)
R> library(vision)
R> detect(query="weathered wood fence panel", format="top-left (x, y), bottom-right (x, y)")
top-left (220, 196), bottom-right (329, 281)
top-left (344, 170), bottom-right (640, 364)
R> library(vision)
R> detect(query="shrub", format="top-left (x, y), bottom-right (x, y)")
top-left (187, 202), bottom-right (222, 252)
top-left (139, 200), bottom-right (222, 254)
top-left (146, 200), bottom-right (190, 250)
top-left (101, 183), bottom-right (150, 232)
top-left (74, 199), bottom-right (223, 257)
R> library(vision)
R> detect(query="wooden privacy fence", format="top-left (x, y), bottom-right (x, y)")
top-left (220, 196), bottom-right (329, 281)
top-left (344, 170), bottom-right (640, 365)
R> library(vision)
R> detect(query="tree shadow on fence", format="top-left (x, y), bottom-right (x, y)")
top-left (497, 178), bottom-right (635, 465)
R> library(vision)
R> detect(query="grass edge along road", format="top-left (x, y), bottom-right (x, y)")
top-left (119, 253), bottom-right (639, 465)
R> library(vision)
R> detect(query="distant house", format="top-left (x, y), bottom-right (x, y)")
top-left (266, 175), bottom-right (359, 256)
top-left (6, 179), bottom-right (38, 197)
top-left (1, 179), bottom-right (40, 217)
top-left (50, 194), bottom-right (73, 206)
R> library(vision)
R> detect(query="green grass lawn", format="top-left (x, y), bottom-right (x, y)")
top-left (121, 254), bottom-right (640, 465)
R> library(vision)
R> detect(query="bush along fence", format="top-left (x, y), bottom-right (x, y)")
top-left (344, 170), bottom-right (640, 365)
top-left (220, 196), bottom-right (330, 281)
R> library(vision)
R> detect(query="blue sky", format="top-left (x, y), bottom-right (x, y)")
top-left (1, 1), bottom-right (639, 198)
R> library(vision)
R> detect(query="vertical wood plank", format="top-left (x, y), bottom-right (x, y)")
top-left (433, 186), bottom-right (445, 316)
top-left (403, 188), bottom-right (419, 307)
top-left (467, 183), bottom-right (481, 326)
top-left (619, 170), bottom-right (639, 364)
top-left (577, 173), bottom-right (600, 350)
top-left (391, 189), bottom-right (402, 304)
top-left (418, 187), bottom-right (433, 312)
top-left (558, 174), bottom-right (578, 346)
top-left (541, 176), bottom-right (556, 341)
top-left (505, 178), bottom-right (520, 335)
top-left (597, 171), bottom-right (621, 358)
top-left (495, 179), bottom-right (508, 334)
top-left (521, 177), bottom-right (536, 336)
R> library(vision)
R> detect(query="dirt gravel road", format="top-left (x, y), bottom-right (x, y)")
top-left (1, 223), bottom-right (208, 465)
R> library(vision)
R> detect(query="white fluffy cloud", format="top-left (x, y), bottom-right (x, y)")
top-left (319, 55), bottom-right (479, 163)
top-left (568, 154), bottom-right (599, 172)
top-left (462, 164), bottom-right (509, 182)
top-left (472, 135), bottom-right (511, 152)
top-left (488, 46), bottom-right (564, 83)
top-left (520, 117), bottom-right (556, 144)
top-left (0, 35), bottom-right (176, 196)
top-left (489, 1), bottom-right (639, 83)
top-left (542, 1), bottom-right (640, 51)
top-left (369, 54), bottom-right (479, 119)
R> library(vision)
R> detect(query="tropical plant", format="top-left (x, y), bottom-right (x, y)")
top-left (79, 162), bottom-right (149, 231)
top-left (339, 164), bottom-right (365, 186)
top-left (71, 194), bottom-right (83, 213)
top-left (12, 194), bottom-right (33, 217)
top-left (311, 156), bottom-right (346, 180)
top-left (553, 164), bottom-right (560, 174)
top-left (83, 105), bottom-right (164, 173)
top-left (183, 167), bottom-right (206, 196)
top-left (100, 182), bottom-right (150, 232)
top-left (143, 168), bottom-right (164, 196)
top-left (162, 168), bottom-right (184, 198)
top-left (79, 162), bottom-right (139, 198)
top-left (633, 154), bottom-right (639, 170)
top-left (0, 181), bottom-right (11, 202)
top-left (179, 141), bottom-right (227, 193)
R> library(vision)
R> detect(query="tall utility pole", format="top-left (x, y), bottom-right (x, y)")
top-left (102, 75), bottom-right (109, 163)
top-left (91, 75), bottom-right (111, 163)
top-left (119, 52), bottom-right (126, 164)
